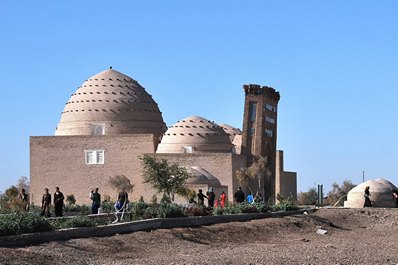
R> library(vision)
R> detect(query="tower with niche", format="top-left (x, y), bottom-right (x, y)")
top-left (241, 84), bottom-right (280, 203)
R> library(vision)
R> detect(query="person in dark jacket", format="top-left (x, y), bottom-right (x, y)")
top-left (54, 187), bottom-right (65, 217)
top-left (206, 188), bottom-right (216, 208)
top-left (364, 186), bottom-right (372, 207)
top-left (91, 188), bottom-right (101, 214)
top-left (41, 188), bottom-right (51, 217)
top-left (234, 187), bottom-right (245, 204)
top-left (197, 189), bottom-right (207, 206)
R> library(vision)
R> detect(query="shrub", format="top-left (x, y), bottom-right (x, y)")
top-left (101, 201), bottom-right (115, 213)
top-left (143, 206), bottom-right (158, 219)
top-left (130, 200), bottom-right (149, 220)
top-left (157, 203), bottom-right (187, 218)
top-left (253, 202), bottom-right (269, 213)
top-left (51, 216), bottom-right (95, 229)
top-left (236, 203), bottom-right (258, 214)
top-left (0, 212), bottom-right (52, 236)
top-left (273, 200), bottom-right (299, 211)
top-left (185, 206), bottom-right (212, 216)
top-left (66, 194), bottom-right (76, 205)
top-left (64, 204), bottom-right (82, 212)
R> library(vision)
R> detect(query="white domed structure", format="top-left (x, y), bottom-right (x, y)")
top-left (55, 68), bottom-right (166, 138)
top-left (344, 178), bottom-right (397, 208)
top-left (156, 116), bottom-right (234, 153)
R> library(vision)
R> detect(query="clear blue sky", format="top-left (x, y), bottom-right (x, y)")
top-left (1, 1), bottom-right (397, 194)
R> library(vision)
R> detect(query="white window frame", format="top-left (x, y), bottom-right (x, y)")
top-left (85, 149), bottom-right (105, 165)
top-left (183, 146), bottom-right (193, 153)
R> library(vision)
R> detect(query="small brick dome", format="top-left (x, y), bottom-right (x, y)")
top-left (156, 116), bottom-right (234, 153)
top-left (55, 68), bottom-right (166, 137)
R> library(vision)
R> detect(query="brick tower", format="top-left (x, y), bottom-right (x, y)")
top-left (241, 84), bottom-right (280, 203)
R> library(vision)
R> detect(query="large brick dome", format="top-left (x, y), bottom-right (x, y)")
top-left (55, 68), bottom-right (166, 137)
top-left (156, 116), bottom-right (234, 153)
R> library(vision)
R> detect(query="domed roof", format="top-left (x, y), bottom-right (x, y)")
top-left (219, 124), bottom-right (242, 142)
top-left (190, 166), bottom-right (221, 186)
top-left (186, 167), bottom-right (211, 185)
top-left (186, 166), bottom-right (221, 186)
top-left (156, 116), bottom-right (234, 153)
top-left (344, 178), bottom-right (397, 208)
top-left (55, 68), bottom-right (166, 137)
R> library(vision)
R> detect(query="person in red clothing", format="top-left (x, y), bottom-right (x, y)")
top-left (220, 191), bottom-right (227, 208)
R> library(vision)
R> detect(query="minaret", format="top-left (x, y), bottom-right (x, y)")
top-left (241, 84), bottom-right (280, 203)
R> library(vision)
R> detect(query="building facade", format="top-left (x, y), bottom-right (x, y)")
top-left (30, 68), bottom-right (296, 205)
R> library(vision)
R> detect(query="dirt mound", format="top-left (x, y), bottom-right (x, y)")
top-left (1, 208), bottom-right (397, 264)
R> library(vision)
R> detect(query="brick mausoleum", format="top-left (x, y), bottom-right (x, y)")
top-left (30, 68), bottom-right (296, 205)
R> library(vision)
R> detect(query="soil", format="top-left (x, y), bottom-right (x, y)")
top-left (1, 208), bottom-right (397, 265)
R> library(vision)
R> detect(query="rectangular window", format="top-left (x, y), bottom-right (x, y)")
top-left (91, 123), bottom-right (105, 135)
top-left (249, 102), bottom-right (257, 122)
top-left (265, 116), bottom-right (275, 124)
top-left (183, 146), bottom-right (193, 153)
top-left (265, 104), bottom-right (277, 112)
top-left (85, 150), bottom-right (105, 164)
top-left (265, 129), bottom-right (273, 137)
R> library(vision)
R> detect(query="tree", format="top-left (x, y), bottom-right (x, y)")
top-left (108, 175), bottom-right (134, 193)
top-left (16, 176), bottom-right (30, 193)
top-left (0, 186), bottom-right (25, 212)
top-left (236, 155), bottom-right (271, 197)
top-left (297, 187), bottom-right (317, 205)
top-left (140, 155), bottom-right (192, 202)
top-left (325, 180), bottom-right (356, 206)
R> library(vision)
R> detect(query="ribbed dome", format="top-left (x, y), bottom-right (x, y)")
top-left (186, 166), bottom-right (221, 186)
top-left (219, 124), bottom-right (242, 142)
top-left (55, 68), bottom-right (166, 137)
top-left (156, 116), bottom-right (234, 153)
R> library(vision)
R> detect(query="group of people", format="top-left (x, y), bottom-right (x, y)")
top-left (233, 187), bottom-right (262, 204)
top-left (40, 187), bottom-right (65, 217)
top-left (197, 188), bottom-right (227, 208)
top-left (197, 187), bottom-right (262, 208)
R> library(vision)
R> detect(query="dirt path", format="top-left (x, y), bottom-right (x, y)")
top-left (1, 208), bottom-right (397, 264)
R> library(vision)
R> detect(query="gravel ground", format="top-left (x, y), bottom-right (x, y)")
top-left (1, 208), bottom-right (397, 265)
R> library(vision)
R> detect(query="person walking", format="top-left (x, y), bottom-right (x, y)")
top-left (41, 188), bottom-right (51, 217)
top-left (19, 188), bottom-right (29, 211)
top-left (234, 187), bottom-right (245, 204)
top-left (206, 188), bottom-right (216, 208)
top-left (364, 186), bottom-right (372, 207)
top-left (197, 189), bottom-right (207, 206)
top-left (220, 191), bottom-right (227, 208)
top-left (91, 188), bottom-right (101, 214)
top-left (54, 187), bottom-right (65, 217)
top-left (247, 192), bottom-right (254, 204)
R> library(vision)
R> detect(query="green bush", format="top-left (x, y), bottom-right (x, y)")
top-left (130, 200), bottom-right (149, 220)
top-left (0, 212), bottom-right (53, 236)
top-left (101, 201), bottom-right (115, 213)
top-left (236, 203), bottom-right (258, 213)
top-left (157, 203), bottom-right (187, 218)
top-left (143, 206), bottom-right (158, 219)
top-left (253, 202), bottom-right (270, 213)
top-left (272, 201), bottom-right (299, 211)
top-left (64, 204), bottom-right (82, 212)
top-left (50, 216), bottom-right (95, 229)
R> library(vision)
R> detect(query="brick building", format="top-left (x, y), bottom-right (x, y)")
top-left (30, 68), bottom-right (296, 205)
